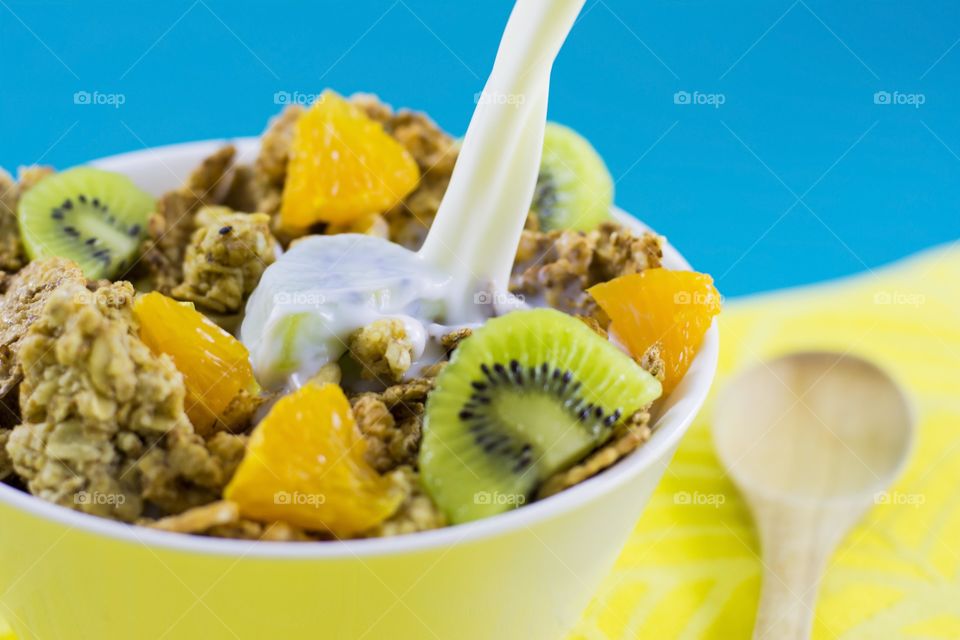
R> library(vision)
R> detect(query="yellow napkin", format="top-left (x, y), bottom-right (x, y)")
top-left (572, 245), bottom-right (960, 639)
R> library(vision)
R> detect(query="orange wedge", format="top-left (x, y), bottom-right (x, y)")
top-left (224, 383), bottom-right (402, 536)
top-left (589, 269), bottom-right (720, 395)
top-left (134, 292), bottom-right (259, 432)
top-left (280, 90), bottom-right (420, 230)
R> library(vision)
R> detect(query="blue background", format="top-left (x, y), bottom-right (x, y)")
top-left (2, 1), bottom-right (958, 297)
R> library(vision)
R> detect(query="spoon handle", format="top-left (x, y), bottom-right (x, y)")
top-left (751, 501), bottom-right (864, 639)
top-left (754, 534), bottom-right (827, 638)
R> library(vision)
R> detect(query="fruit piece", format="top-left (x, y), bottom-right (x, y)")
top-left (589, 269), bottom-right (720, 395)
top-left (134, 292), bottom-right (260, 433)
top-left (419, 308), bottom-right (661, 524)
top-left (224, 383), bottom-right (402, 535)
top-left (17, 167), bottom-right (153, 279)
top-left (280, 90), bottom-right (420, 230)
top-left (532, 122), bottom-right (613, 231)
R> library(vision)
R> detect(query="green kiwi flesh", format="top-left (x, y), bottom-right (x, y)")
top-left (18, 167), bottom-right (154, 279)
top-left (419, 308), bottom-right (662, 524)
top-left (532, 122), bottom-right (614, 231)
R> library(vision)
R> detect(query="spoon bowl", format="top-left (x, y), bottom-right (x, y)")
top-left (713, 351), bottom-right (915, 639)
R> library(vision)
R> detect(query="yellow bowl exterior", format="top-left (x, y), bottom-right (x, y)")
top-left (0, 451), bottom-right (673, 640)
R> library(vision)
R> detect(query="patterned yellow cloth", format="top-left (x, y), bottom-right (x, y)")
top-left (2, 248), bottom-right (958, 640)
top-left (572, 245), bottom-right (960, 639)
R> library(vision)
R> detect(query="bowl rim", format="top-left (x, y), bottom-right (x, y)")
top-left (0, 138), bottom-right (719, 559)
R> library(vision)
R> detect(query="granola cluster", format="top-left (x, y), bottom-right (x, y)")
top-left (0, 257), bottom-right (84, 481)
top-left (638, 343), bottom-right (666, 383)
top-left (170, 206), bottom-right (278, 314)
top-left (4, 280), bottom-right (239, 521)
top-left (0, 170), bottom-right (24, 273)
top-left (146, 499), bottom-right (316, 541)
top-left (347, 318), bottom-right (417, 383)
top-left (141, 145), bottom-right (237, 292)
top-left (252, 105), bottom-right (305, 219)
top-left (511, 222), bottom-right (664, 315)
top-left (351, 376), bottom-right (435, 473)
top-left (0, 429), bottom-right (12, 480)
top-left (134, 145), bottom-right (282, 322)
top-left (0, 258), bottom-right (87, 399)
top-left (344, 322), bottom-right (464, 477)
top-left (0, 166), bottom-right (57, 273)
top-left (365, 465), bottom-right (445, 537)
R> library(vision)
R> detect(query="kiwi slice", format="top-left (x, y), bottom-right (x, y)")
top-left (532, 122), bottom-right (614, 231)
top-left (419, 308), bottom-right (661, 524)
top-left (18, 167), bottom-right (154, 279)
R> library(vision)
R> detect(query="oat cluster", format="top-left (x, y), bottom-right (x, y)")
top-left (5, 278), bottom-right (240, 521)
top-left (171, 206), bottom-right (278, 314)
top-left (511, 222), bottom-right (663, 315)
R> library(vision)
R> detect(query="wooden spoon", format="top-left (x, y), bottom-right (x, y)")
top-left (712, 352), bottom-right (915, 639)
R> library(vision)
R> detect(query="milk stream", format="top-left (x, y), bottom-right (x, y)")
top-left (241, 0), bottom-right (586, 390)
top-left (418, 0), bottom-right (585, 319)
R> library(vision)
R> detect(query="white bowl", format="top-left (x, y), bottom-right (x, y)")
top-left (0, 139), bottom-right (718, 640)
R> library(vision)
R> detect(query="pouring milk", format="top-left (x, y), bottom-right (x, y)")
top-left (241, 0), bottom-right (586, 390)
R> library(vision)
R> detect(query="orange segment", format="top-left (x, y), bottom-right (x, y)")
top-left (280, 90), bottom-right (420, 230)
top-left (224, 383), bottom-right (401, 536)
top-left (134, 292), bottom-right (259, 432)
top-left (588, 269), bottom-right (720, 395)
